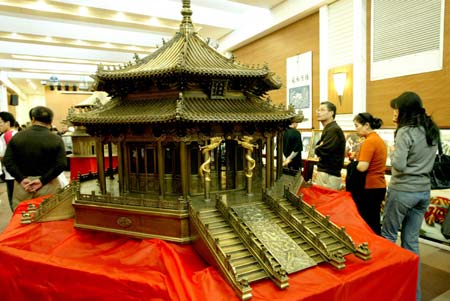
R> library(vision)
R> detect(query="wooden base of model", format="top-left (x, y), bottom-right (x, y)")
top-left (73, 201), bottom-right (191, 243)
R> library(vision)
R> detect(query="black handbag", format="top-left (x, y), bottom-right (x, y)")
top-left (430, 139), bottom-right (450, 190)
top-left (345, 160), bottom-right (367, 201)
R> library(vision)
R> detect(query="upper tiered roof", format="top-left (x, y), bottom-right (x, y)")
top-left (94, 0), bottom-right (280, 91)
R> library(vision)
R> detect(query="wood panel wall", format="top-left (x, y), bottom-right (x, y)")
top-left (233, 13), bottom-right (321, 128)
top-left (366, 1), bottom-right (450, 128)
top-left (234, 3), bottom-right (450, 130)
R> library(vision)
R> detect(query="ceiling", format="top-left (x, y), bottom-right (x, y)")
top-left (0, 0), bottom-right (329, 98)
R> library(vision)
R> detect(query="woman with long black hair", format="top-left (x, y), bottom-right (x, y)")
top-left (382, 91), bottom-right (440, 301)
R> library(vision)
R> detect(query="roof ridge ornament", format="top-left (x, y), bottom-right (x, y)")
top-left (133, 53), bottom-right (140, 63)
top-left (176, 92), bottom-right (184, 120)
top-left (179, 0), bottom-right (194, 35)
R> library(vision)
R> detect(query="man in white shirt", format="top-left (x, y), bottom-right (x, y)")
top-left (0, 111), bottom-right (18, 211)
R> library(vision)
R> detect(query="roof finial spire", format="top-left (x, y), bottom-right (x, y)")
top-left (179, 0), bottom-right (194, 34)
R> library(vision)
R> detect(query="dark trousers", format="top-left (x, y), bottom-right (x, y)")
top-left (6, 179), bottom-right (14, 212)
top-left (355, 187), bottom-right (386, 235)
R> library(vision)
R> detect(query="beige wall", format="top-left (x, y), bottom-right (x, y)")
top-left (45, 87), bottom-right (90, 130)
top-left (5, 88), bottom-right (88, 130)
top-left (13, 94), bottom-right (46, 128)
top-left (233, 13), bottom-right (321, 128)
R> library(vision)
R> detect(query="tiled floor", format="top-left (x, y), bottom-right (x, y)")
top-left (0, 178), bottom-right (449, 300)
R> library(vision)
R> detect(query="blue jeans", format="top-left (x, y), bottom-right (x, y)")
top-left (381, 188), bottom-right (429, 301)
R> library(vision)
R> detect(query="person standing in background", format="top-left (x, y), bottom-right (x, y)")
top-left (382, 92), bottom-right (440, 301)
top-left (50, 124), bottom-right (69, 188)
top-left (0, 111), bottom-right (18, 211)
top-left (13, 121), bottom-right (22, 132)
top-left (282, 114), bottom-right (304, 173)
top-left (314, 101), bottom-right (346, 190)
top-left (352, 112), bottom-right (387, 235)
top-left (3, 106), bottom-right (67, 210)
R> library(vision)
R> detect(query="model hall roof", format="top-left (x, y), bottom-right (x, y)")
top-left (68, 0), bottom-right (295, 127)
top-left (93, 0), bottom-right (280, 90)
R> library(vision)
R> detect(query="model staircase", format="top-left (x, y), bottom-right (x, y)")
top-left (190, 174), bottom-right (371, 300)
top-left (190, 206), bottom-right (263, 301)
top-left (199, 208), bottom-right (268, 283)
top-left (219, 200), bottom-right (291, 289)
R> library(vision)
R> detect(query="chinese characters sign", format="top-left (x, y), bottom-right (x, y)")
top-left (286, 51), bottom-right (312, 129)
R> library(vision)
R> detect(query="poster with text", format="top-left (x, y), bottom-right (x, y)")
top-left (286, 51), bottom-right (312, 129)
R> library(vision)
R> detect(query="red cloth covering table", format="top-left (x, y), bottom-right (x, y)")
top-left (0, 185), bottom-right (418, 301)
top-left (69, 155), bottom-right (118, 180)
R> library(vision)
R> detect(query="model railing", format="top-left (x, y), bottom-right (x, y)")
top-left (283, 187), bottom-right (371, 260)
top-left (74, 181), bottom-right (188, 211)
top-left (188, 204), bottom-right (252, 300)
top-left (21, 183), bottom-right (75, 224)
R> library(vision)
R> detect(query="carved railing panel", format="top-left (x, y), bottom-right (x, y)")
top-left (281, 187), bottom-right (371, 262)
top-left (188, 204), bottom-right (252, 300)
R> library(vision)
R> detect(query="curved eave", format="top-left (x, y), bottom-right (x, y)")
top-left (68, 97), bottom-right (176, 125)
top-left (67, 96), bottom-right (296, 126)
top-left (180, 97), bottom-right (295, 123)
top-left (96, 68), bottom-right (269, 80)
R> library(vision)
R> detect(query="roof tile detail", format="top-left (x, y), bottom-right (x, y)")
top-left (97, 33), bottom-right (269, 80)
top-left (68, 96), bottom-right (296, 125)
top-left (69, 97), bottom-right (177, 124)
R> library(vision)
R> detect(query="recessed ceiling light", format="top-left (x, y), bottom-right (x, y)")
top-left (74, 39), bottom-right (87, 46)
top-left (148, 17), bottom-right (161, 26)
top-left (11, 55), bottom-right (119, 65)
top-left (34, 1), bottom-right (51, 11)
top-left (79, 6), bottom-right (89, 16)
top-left (115, 12), bottom-right (126, 21)
top-left (22, 69), bottom-right (94, 76)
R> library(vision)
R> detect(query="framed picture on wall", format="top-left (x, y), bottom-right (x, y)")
top-left (300, 131), bottom-right (312, 159)
top-left (307, 130), bottom-right (364, 161)
top-left (344, 130), bottom-right (364, 161)
top-left (441, 128), bottom-right (450, 155)
top-left (307, 130), bottom-right (322, 159)
top-left (377, 129), bottom-right (396, 167)
top-left (377, 128), bottom-right (450, 167)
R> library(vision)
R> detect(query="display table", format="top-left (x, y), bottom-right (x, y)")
top-left (0, 186), bottom-right (418, 301)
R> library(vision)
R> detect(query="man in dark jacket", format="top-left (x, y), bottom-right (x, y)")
top-left (4, 106), bottom-right (67, 210)
top-left (314, 101), bottom-right (346, 189)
